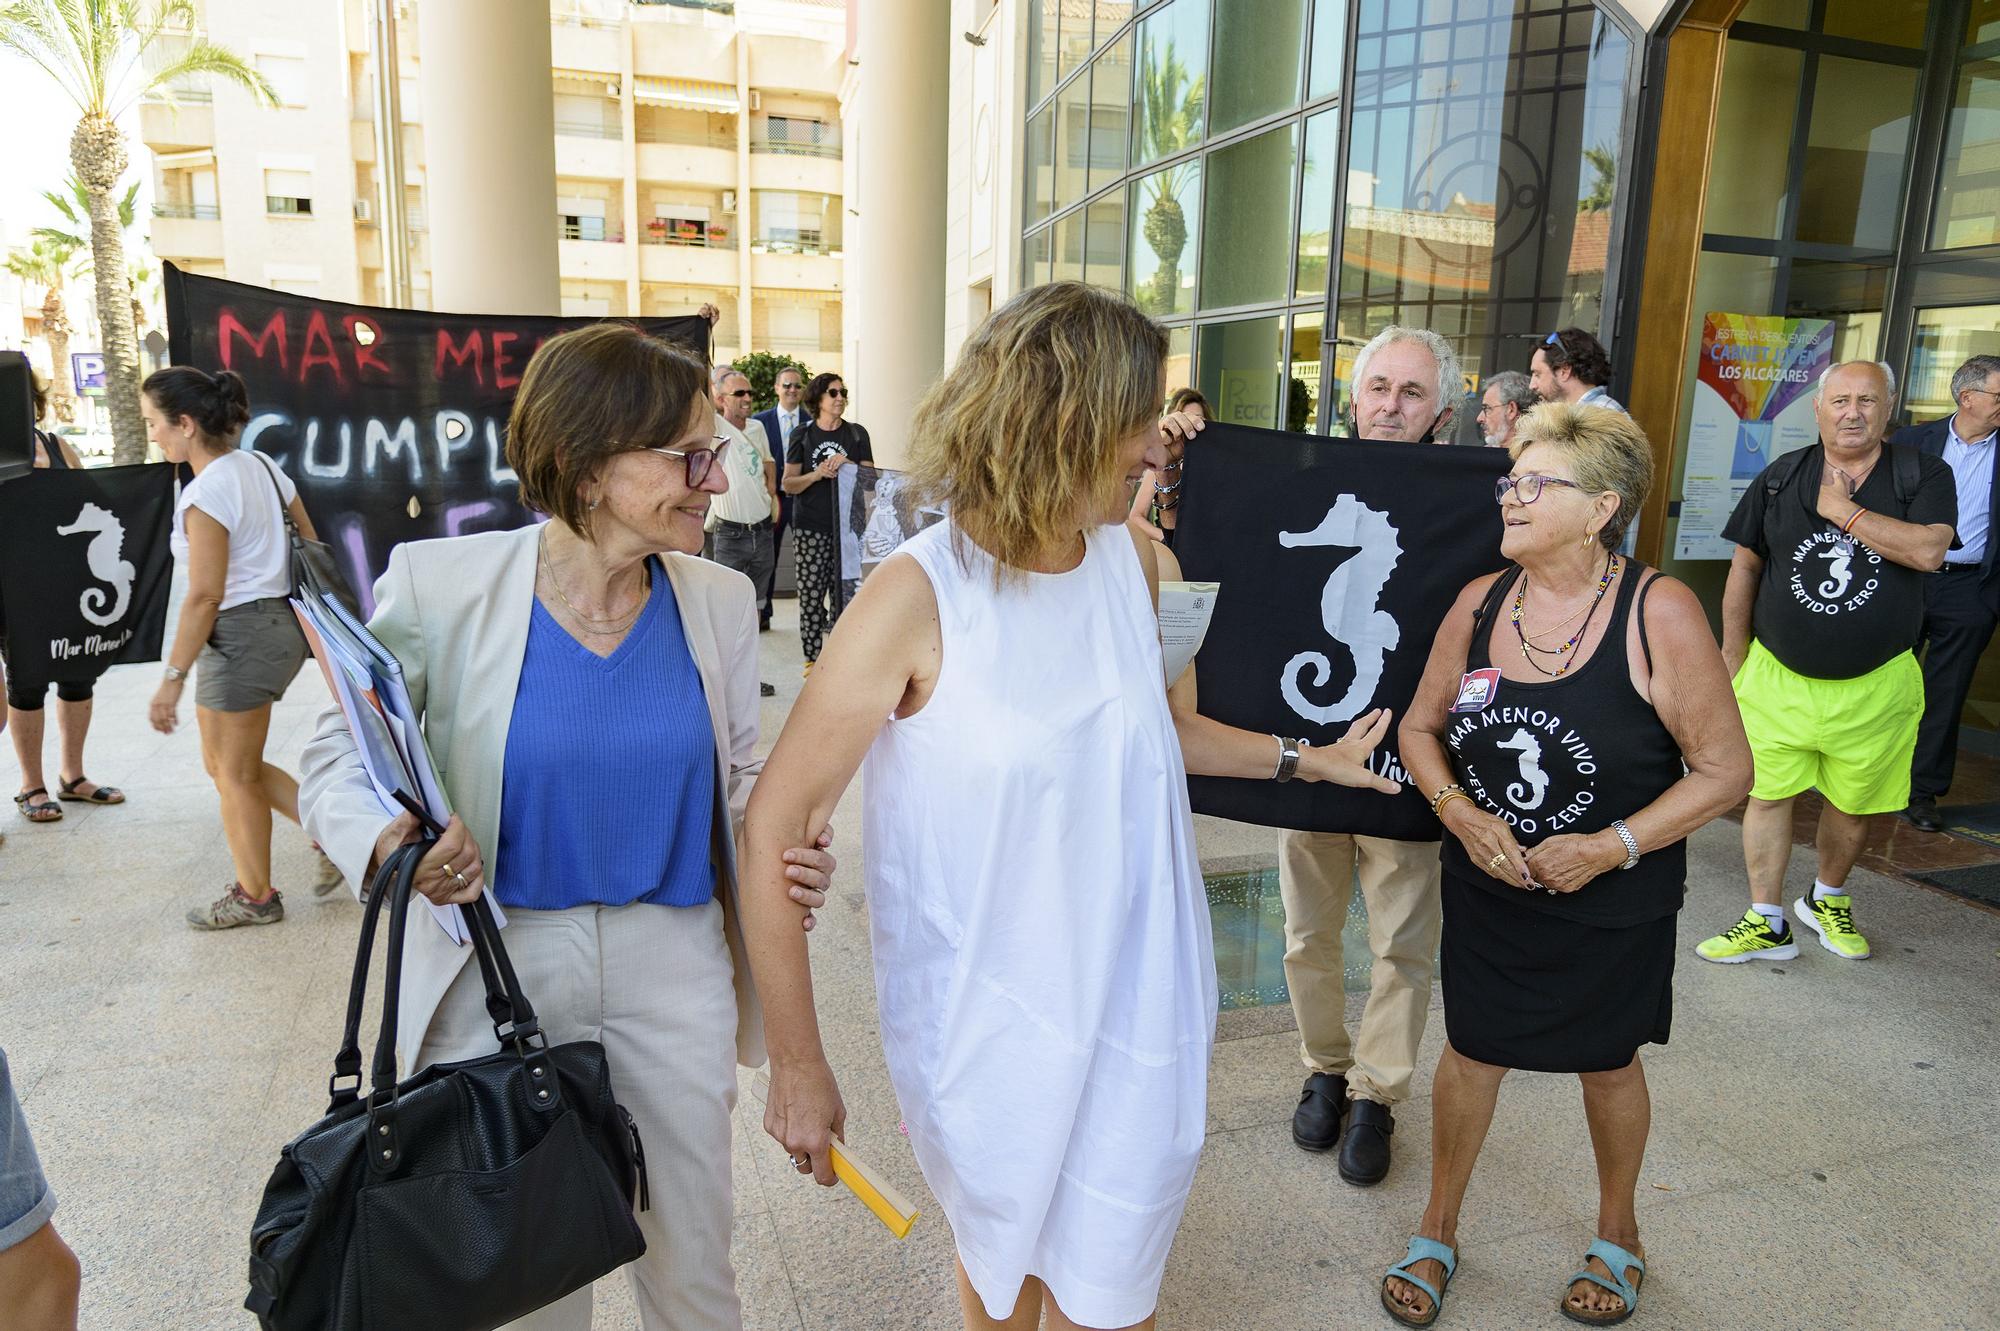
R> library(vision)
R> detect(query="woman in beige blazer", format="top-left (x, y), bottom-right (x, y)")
top-left (300, 325), bottom-right (835, 1331)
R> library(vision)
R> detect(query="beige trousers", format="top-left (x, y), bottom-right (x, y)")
top-left (1277, 831), bottom-right (1443, 1106)
top-left (415, 898), bottom-right (743, 1331)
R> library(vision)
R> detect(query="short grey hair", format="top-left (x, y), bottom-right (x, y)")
top-left (1950, 354), bottom-right (2000, 404)
top-left (1352, 325), bottom-right (1463, 410)
top-left (1815, 360), bottom-right (1897, 402)
top-left (711, 366), bottom-right (748, 391)
top-left (1483, 369), bottom-right (1537, 410)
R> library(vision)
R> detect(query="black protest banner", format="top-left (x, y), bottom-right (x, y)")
top-left (163, 265), bottom-right (710, 615)
top-left (1174, 423), bottom-right (1509, 840)
top-left (0, 464), bottom-right (175, 683)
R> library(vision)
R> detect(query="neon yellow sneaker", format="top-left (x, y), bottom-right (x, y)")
top-left (1794, 893), bottom-right (1870, 960)
top-left (1695, 908), bottom-right (1800, 963)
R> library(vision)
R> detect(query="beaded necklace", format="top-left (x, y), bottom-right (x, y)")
top-left (1510, 553), bottom-right (1618, 678)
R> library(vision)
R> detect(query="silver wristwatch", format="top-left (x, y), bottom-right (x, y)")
top-left (163, 664), bottom-right (189, 683)
top-left (1272, 736), bottom-right (1303, 783)
top-left (1611, 819), bottom-right (1640, 870)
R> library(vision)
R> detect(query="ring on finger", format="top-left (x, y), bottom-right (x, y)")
top-left (452, 871), bottom-right (470, 891)
top-left (441, 861), bottom-right (456, 879)
top-left (1487, 852), bottom-right (1508, 869)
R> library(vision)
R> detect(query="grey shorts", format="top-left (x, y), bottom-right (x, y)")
top-left (0, 1048), bottom-right (55, 1253)
top-left (196, 597), bottom-right (309, 713)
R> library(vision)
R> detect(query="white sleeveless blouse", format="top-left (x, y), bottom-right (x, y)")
top-left (861, 521), bottom-right (1216, 1327)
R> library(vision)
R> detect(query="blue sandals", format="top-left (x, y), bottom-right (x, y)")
top-left (1381, 1235), bottom-right (1457, 1327)
top-left (1560, 1238), bottom-right (1646, 1326)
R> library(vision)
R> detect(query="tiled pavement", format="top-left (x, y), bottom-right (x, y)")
top-left (4, 597), bottom-right (1997, 1329)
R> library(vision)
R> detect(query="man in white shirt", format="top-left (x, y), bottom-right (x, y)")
top-left (752, 367), bottom-right (809, 631)
top-left (1892, 353), bottom-right (2000, 830)
top-left (1529, 328), bottom-right (1625, 414)
top-left (709, 368), bottom-right (778, 693)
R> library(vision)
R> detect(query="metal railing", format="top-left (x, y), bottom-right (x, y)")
top-left (639, 228), bottom-right (737, 250)
top-left (147, 84), bottom-right (212, 104)
top-left (753, 235), bottom-right (839, 256)
top-left (152, 202), bottom-right (220, 220)
top-left (558, 222), bottom-right (624, 242)
top-left (555, 119), bottom-right (623, 140)
top-left (636, 125), bottom-right (736, 150)
top-left (751, 123), bottom-right (840, 159)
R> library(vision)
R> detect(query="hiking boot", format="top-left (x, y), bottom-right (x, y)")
top-left (1695, 907), bottom-right (1799, 963)
top-left (187, 883), bottom-right (284, 930)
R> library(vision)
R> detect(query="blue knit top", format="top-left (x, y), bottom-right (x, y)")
top-left (495, 561), bottom-right (717, 910)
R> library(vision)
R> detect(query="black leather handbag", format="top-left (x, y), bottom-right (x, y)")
top-left (249, 450), bottom-right (364, 618)
top-left (245, 844), bottom-right (650, 1330)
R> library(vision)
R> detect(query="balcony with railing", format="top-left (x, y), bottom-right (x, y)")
top-left (152, 202), bottom-right (220, 220)
top-left (139, 93), bottom-right (214, 150)
top-left (639, 218), bottom-right (735, 249)
top-left (751, 119), bottom-right (839, 159)
top-left (151, 206), bottom-right (225, 261)
top-left (555, 119), bottom-right (622, 140)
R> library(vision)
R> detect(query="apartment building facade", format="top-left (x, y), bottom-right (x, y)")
top-left (141, 0), bottom-right (849, 370)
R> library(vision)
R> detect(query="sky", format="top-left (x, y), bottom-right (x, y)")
top-left (0, 48), bottom-right (152, 248)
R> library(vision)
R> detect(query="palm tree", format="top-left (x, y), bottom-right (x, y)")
top-left (1580, 143), bottom-right (1617, 214)
top-left (4, 235), bottom-right (82, 424)
top-left (1, 1), bottom-right (274, 463)
top-left (36, 172), bottom-right (141, 253)
top-left (1134, 41), bottom-right (1204, 316)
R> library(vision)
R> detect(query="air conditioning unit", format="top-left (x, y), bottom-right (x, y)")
top-left (353, 197), bottom-right (374, 222)
top-left (721, 190), bottom-right (736, 213)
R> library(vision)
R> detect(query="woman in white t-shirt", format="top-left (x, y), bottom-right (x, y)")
top-left (141, 367), bottom-right (330, 930)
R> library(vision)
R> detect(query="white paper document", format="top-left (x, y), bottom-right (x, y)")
top-left (1159, 581), bottom-right (1220, 686)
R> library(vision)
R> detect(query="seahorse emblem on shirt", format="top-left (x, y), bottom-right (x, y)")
top-left (1494, 727), bottom-right (1550, 811)
top-left (1818, 543), bottom-right (1853, 600)
top-left (1277, 495), bottom-right (1402, 725)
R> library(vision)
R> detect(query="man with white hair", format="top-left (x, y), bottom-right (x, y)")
top-left (708, 366), bottom-right (779, 695)
top-left (1698, 361), bottom-right (1956, 966)
top-left (1281, 324), bottom-right (1453, 1188)
top-left (1890, 353), bottom-right (2000, 831)
top-left (1475, 370), bottom-right (1537, 448)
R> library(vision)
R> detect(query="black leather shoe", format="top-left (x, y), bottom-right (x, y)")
top-left (1339, 1099), bottom-right (1394, 1186)
top-left (1905, 796), bottom-right (1943, 833)
top-left (1291, 1072), bottom-right (1348, 1152)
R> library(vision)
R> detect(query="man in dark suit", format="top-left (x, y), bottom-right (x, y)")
top-left (1892, 353), bottom-right (2000, 831)
top-left (752, 366), bottom-right (809, 631)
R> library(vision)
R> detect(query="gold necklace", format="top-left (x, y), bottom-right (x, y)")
top-left (538, 530), bottom-right (649, 632)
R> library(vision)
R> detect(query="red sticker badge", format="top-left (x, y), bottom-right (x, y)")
top-left (1451, 668), bottom-right (1501, 713)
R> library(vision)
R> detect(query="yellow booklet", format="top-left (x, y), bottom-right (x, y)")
top-left (750, 1072), bottom-right (920, 1239)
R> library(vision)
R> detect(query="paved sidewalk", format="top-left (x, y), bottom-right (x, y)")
top-left (3, 600), bottom-right (1997, 1329)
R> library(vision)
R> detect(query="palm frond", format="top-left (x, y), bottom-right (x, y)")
top-left (128, 36), bottom-right (276, 115)
top-left (0, 0), bottom-right (93, 109)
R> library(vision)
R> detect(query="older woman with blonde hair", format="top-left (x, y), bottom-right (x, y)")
top-left (739, 282), bottom-right (1398, 1331)
top-left (1381, 403), bottom-right (1751, 1328)
top-left (300, 323), bottom-right (836, 1330)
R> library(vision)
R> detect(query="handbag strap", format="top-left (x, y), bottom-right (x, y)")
top-left (324, 843), bottom-right (420, 1112)
top-left (247, 449), bottom-right (302, 542)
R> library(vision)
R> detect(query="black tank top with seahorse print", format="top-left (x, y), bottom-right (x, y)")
top-left (1441, 561), bottom-right (1687, 928)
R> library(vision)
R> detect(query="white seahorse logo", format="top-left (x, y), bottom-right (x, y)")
top-left (1494, 727), bottom-right (1550, 811)
top-left (1818, 543), bottom-right (1853, 601)
top-left (56, 502), bottom-right (135, 627)
top-left (1278, 495), bottom-right (1402, 725)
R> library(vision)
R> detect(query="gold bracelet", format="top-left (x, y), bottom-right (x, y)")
top-left (1432, 787), bottom-right (1480, 819)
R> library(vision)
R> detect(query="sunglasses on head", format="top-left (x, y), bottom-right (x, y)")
top-left (1543, 329), bottom-right (1575, 360)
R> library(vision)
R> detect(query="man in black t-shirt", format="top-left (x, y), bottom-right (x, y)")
top-left (1696, 361), bottom-right (1957, 968)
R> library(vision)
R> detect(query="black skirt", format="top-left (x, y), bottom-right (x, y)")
top-left (1439, 873), bottom-right (1676, 1074)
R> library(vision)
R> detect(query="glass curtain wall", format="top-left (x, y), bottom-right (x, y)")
top-left (1019, 0), bottom-right (1639, 436)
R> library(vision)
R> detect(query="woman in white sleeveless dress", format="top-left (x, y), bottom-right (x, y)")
top-left (739, 282), bottom-right (1399, 1330)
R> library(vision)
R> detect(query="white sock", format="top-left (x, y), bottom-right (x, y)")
top-left (1813, 880), bottom-right (1847, 902)
top-left (1752, 902), bottom-right (1787, 932)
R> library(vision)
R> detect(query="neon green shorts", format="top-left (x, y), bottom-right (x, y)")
top-left (1732, 640), bottom-right (1922, 815)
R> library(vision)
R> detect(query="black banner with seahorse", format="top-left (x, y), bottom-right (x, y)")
top-left (1172, 424), bottom-right (1509, 840)
top-left (0, 463), bottom-right (176, 684)
top-left (163, 264), bottom-right (710, 617)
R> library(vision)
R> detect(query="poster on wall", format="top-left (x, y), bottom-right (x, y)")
top-left (1674, 312), bottom-right (1833, 560)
